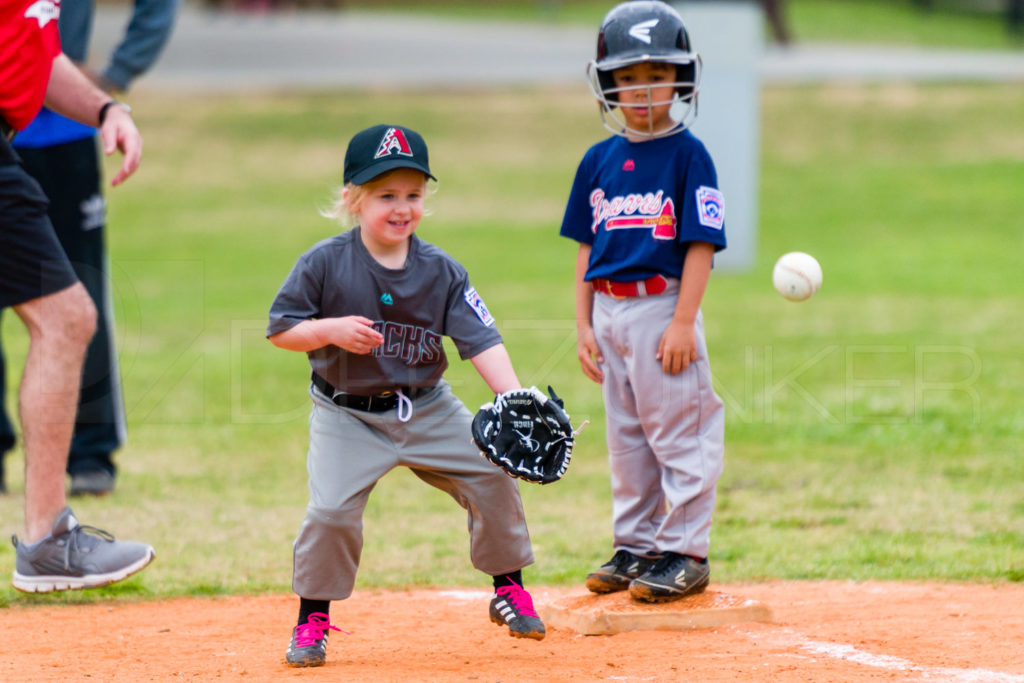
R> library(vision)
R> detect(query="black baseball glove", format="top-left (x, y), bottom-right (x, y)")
top-left (471, 386), bottom-right (577, 485)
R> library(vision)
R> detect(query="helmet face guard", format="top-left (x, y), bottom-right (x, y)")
top-left (586, 55), bottom-right (702, 139)
top-left (588, 1), bottom-right (702, 139)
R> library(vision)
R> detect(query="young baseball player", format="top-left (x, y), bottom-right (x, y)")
top-left (268, 124), bottom-right (545, 668)
top-left (560, 0), bottom-right (727, 603)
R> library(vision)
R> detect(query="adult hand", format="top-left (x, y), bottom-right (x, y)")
top-left (99, 105), bottom-right (142, 187)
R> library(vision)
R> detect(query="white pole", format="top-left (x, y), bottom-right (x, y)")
top-left (675, 1), bottom-right (763, 272)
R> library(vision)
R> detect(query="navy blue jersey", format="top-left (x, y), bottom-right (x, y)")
top-left (560, 131), bottom-right (727, 282)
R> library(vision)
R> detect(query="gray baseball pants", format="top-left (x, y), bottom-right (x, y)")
top-left (293, 380), bottom-right (534, 600)
top-left (592, 282), bottom-right (725, 560)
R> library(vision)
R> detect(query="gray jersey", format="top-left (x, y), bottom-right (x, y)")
top-left (268, 227), bottom-right (502, 394)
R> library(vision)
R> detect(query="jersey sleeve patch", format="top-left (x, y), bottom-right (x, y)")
top-left (696, 186), bottom-right (725, 230)
top-left (464, 287), bottom-right (495, 327)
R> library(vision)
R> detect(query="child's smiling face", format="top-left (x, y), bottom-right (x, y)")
top-left (351, 168), bottom-right (427, 252)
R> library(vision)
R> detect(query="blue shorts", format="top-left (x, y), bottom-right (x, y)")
top-left (0, 137), bottom-right (79, 308)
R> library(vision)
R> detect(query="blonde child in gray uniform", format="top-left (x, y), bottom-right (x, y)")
top-left (268, 124), bottom-right (545, 668)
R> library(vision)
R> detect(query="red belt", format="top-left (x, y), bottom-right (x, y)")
top-left (591, 275), bottom-right (668, 298)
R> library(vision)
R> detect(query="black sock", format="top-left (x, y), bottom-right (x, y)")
top-left (492, 570), bottom-right (523, 590)
top-left (298, 598), bottom-right (331, 626)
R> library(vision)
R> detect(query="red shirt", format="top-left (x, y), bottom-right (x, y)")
top-left (0, 0), bottom-right (62, 131)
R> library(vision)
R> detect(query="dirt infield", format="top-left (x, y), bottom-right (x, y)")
top-left (3, 581), bottom-right (1023, 682)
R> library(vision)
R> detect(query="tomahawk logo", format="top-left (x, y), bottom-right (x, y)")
top-left (628, 19), bottom-right (658, 44)
top-left (374, 127), bottom-right (413, 159)
top-left (24, 0), bottom-right (59, 27)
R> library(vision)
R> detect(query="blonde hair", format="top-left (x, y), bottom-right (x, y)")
top-left (320, 182), bottom-right (366, 227)
top-left (320, 170), bottom-right (434, 227)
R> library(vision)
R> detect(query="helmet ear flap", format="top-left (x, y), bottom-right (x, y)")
top-left (595, 31), bottom-right (618, 105)
top-left (597, 70), bottom-right (618, 105)
top-left (675, 62), bottom-right (695, 99)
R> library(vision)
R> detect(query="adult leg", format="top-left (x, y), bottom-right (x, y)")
top-left (1011, 0), bottom-right (1024, 34)
top-left (0, 328), bottom-right (16, 493)
top-left (763, 0), bottom-right (792, 45)
top-left (18, 139), bottom-right (123, 488)
top-left (13, 283), bottom-right (96, 542)
top-left (3, 152), bottom-right (154, 591)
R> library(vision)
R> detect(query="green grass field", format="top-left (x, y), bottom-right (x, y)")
top-left (1, 80), bottom-right (1022, 605)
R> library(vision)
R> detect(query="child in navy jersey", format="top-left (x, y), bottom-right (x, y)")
top-left (560, 1), bottom-right (728, 603)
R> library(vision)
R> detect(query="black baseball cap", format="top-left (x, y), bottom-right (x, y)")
top-left (343, 124), bottom-right (437, 185)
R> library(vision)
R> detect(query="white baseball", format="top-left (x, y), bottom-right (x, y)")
top-left (772, 252), bottom-right (823, 302)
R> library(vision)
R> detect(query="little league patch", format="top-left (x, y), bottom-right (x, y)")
top-left (696, 186), bottom-right (724, 230)
top-left (464, 287), bottom-right (495, 326)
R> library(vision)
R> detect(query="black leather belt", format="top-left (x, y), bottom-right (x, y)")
top-left (311, 373), bottom-right (429, 412)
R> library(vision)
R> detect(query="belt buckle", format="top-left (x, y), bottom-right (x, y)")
top-left (605, 280), bottom-right (626, 299)
top-left (371, 391), bottom-right (394, 411)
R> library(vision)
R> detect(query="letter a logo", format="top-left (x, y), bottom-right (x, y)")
top-left (375, 127), bottom-right (413, 159)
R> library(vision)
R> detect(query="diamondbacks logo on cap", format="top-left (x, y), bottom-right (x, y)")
top-left (375, 128), bottom-right (413, 159)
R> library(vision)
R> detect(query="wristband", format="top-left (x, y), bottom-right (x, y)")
top-left (98, 100), bottom-right (132, 126)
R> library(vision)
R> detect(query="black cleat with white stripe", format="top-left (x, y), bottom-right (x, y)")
top-left (285, 613), bottom-right (345, 667)
top-left (585, 549), bottom-right (657, 594)
top-left (629, 552), bottom-right (710, 603)
top-left (489, 581), bottom-right (546, 640)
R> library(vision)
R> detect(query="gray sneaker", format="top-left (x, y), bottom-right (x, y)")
top-left (11, 507), bottom-right (155, 593)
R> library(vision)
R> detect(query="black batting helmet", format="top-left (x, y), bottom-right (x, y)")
top-left (586, 1), bottom-right (701, 138)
